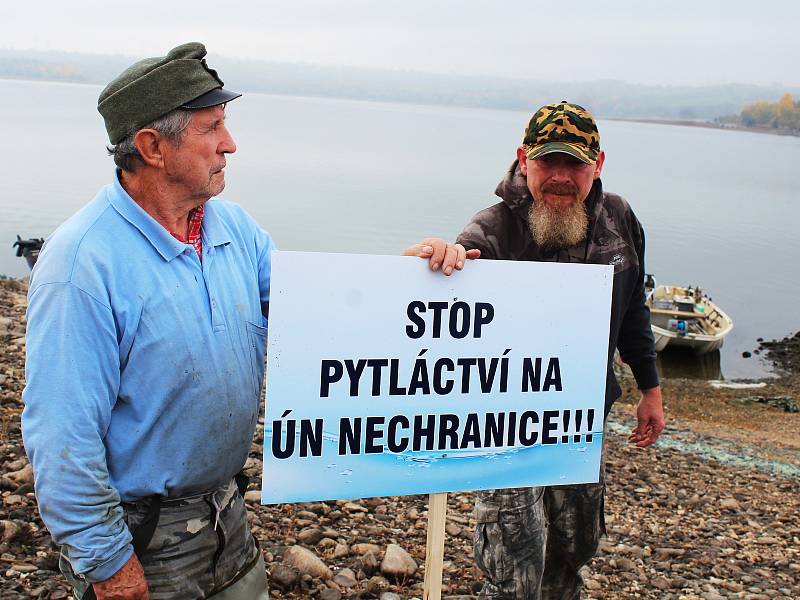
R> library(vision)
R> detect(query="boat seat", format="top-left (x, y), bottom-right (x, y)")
top-left (649, 307), bottom-right (707, 319)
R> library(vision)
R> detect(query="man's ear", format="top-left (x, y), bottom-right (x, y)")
top-left (133, 129), bottom-right (165, 169)
top-left (516, 146), bottom-right (529, 175)
top-left (593, 150), bottom-right (606, 179)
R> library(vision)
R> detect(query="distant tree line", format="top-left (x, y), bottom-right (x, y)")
top-left (739, 93), bottom-right (800, 131)
top-left (3, 49), bottom-right (800, 123)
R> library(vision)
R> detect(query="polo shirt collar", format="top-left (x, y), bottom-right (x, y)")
top-left (107, 170), bottom-right (231, 261)
top-left (201, 200), bottom-right (233, 249)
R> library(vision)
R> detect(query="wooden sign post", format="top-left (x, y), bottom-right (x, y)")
top-left (423, 492), bottom-right (449, 600)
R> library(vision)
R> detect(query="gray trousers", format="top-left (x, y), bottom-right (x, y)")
top-left (62, 479), bottom-right (268, 599)
top-left (474, 464), bottom-right (606, 600)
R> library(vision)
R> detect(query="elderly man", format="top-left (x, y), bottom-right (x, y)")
top-left (406, 101), bottom-right (665, 599)
top-left (22, 43), bottom-right (271, 599)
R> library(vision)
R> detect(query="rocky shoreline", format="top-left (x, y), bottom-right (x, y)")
top-left (1, 279), bottom-right (798, 599)
top-left (757, 333), bottom-right (800, 377)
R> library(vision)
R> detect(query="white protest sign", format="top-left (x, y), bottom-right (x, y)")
top-left (261, 251), bottom-right (612, 504)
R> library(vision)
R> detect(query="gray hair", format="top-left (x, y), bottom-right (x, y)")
top-left (107, 108), bottom-right (194, 172)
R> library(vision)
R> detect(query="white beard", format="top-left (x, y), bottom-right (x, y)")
top-left (528, 199), bottom-right (588, 250)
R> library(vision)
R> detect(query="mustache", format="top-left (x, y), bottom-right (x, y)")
top-left (541, 182), bottom-right (578, 195)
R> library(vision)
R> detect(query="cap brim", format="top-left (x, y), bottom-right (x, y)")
top-left (182, 87), bottom-right (241, 109)
top-left (524, 142), bottom-right (595, 164)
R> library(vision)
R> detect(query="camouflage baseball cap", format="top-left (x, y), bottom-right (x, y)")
top-left (522, 100), bottom-right (600, 164)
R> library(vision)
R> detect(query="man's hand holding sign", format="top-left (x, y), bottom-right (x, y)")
top-left (401, 238), bottom-right (481, 275)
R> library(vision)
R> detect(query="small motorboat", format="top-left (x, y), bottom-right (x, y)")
top-left (645, 275), bottom-right (733, 355)
top-left (13, 235), bottom-right (44, 272)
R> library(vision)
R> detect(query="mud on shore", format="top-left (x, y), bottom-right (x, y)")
top-left (1, 279), bottom-right (798, 599)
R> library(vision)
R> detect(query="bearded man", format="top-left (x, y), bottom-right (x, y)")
top-left (405, 100), bottom-right (664, 599)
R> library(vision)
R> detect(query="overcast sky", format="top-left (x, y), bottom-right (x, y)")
top-left (2, 0), bottom-right (798, 87)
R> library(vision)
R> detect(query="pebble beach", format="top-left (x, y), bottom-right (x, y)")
top-left (1, 278), bottom-right (798, 599)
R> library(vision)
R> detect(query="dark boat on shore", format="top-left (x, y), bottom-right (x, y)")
top-left (13, 236), bottom-right (44, 272)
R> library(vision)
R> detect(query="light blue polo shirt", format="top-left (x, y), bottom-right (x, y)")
top-left (22, 172), bottom-right (276, 582)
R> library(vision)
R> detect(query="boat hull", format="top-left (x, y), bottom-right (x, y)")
top-left (652, 326), bottom-right (726, 355)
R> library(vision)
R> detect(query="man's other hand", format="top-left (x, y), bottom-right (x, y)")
top-left (93, 554), bottom-right (149, 600)
top-left (628, 386), bottom-right (665, 448)
top-left (402, 238), bottom-right (480, 275)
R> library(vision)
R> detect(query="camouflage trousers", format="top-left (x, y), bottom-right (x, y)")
top-left (61, 479), bottom-right (268, 599)
top-left (474, 459), bottom-right (606, 600)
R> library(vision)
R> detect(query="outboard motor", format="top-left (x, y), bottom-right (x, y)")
top-left (13, 236), bottom-right (44, 272)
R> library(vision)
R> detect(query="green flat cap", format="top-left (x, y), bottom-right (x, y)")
top-left (98, 42), bottom-right (241, 144)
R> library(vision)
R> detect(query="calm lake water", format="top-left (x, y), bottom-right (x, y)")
top-left (2, 79), bottom-right (798, 380)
